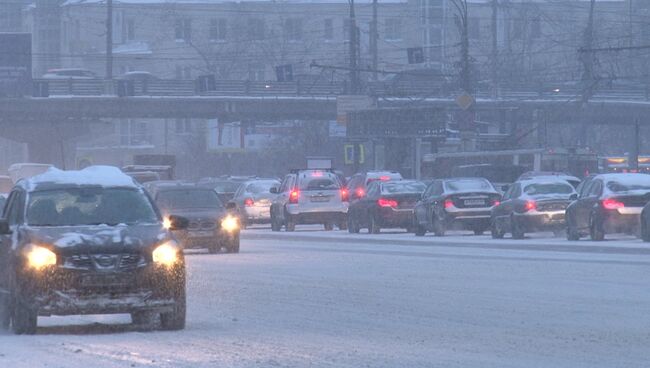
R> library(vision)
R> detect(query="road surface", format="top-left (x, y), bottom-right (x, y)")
top-left (1, 227), bottom-right (649, 367)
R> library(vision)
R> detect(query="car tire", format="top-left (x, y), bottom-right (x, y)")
top-left (567, 225), bottom-right (580, 241)
top-left (414, 224), bottom-right (426, 236)
top-left (12, 298), bottom-right (37, 335)
top-left (228, 233), bottom-right (240, 253)
top-left (285, 211), bottom-right (296, 232)
top-left (511, 215), bottom-right (525, 240)
top-left (0, 293), bottom-right (10, 330)
top-left (160, 282), bottom-right (186, 331)
top-left (324, 222), bottom-right (334, 231)
top-left (432, 216), bottom-right (445, 237)
top-left (270, 214), bottom-right (281, 232)
top-left (337, 220), bottom-right (348, 231)
top-left (348, 216), bottom-right (360, 234)
top-left (490, 219), bottom-right (505, 239)
top-left (589, 215), bottom-right (605, 241)
top-left (642, 220), bottom-right (650, 242)
top-left (369, 215), bottom-right (381, 234)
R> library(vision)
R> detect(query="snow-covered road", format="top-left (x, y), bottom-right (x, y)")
top-left (1, 228), bottom-right (649, 367)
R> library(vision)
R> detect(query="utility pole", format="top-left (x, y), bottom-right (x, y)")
top-left (491, 0), bottom-right (498, 98)
top-left (370, 0), bottom-right (378, 81)
top-left (106, 0), bottom-right (113, 79)
top-left (452, 0), bottom-right (471, 94)
top-left (348, 0), bottom-right (360, 94)
top-left (577, 0), bottom-right (596, 147)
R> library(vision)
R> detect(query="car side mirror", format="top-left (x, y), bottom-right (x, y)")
top-left (569, 193), bottom-right (578, 201)
top-left (0, 219), bottom-right (10, 234)
top-left (225, 202), bottom-right (237, 211)
top-left (168, 215), bottom-right (189, 231)
top-left (270, 187), bottom-right (278, 194)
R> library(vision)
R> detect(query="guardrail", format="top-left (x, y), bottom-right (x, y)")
top-left (29, 78), bottom-right (650, 102)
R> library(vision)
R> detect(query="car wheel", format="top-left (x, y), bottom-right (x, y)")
top-left (160, 281), bottom-right (186, 331)
top-left (0, 293), bottom-right (10, 330)
top-left (642, 220), bottom-right (650, 242)
top-left (270, 214), bottom-right (281, 232)
top-left (337, 220), bottom-right (348, 231)
top-left (348, 216), bottom-right (360, 234)
top-left (432, 216), bottom-right (446, 237)
top-left (414, 224), bottom-right (426, 236)
top-left (589, 215), bottom-right (605, 241)
top-left (228, 233), bottom-right (240, 253)
top-left (369, 215), bottom-right (381, 234)
top-left (510, 215), bottom-right (525, 239)
top-left (324, 222), bottom-right (334, 231)
top-left (285, 216), bottom-right (296, 232)
top-left (12, 297), bottom-right (37, 335)
top-left (490, 219), bottom-right (505, 239)
top-left (567, 224), bottom-right (580, 241)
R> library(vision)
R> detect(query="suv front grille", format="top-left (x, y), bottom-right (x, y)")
top-left (188, 219), bottom-right (216, 230)
top-left (63, 253), bottom-right (145, 271)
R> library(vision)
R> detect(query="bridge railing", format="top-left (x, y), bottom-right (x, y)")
top-left (31, 78), bottom-right (650, 101)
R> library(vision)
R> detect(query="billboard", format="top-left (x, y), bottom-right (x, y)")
top-left (0, 33), bottom-right (31, 97)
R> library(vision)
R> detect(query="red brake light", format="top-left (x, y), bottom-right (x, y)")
top-left (379, 175), bottom-right (391, 181)
top-left (289, 189), bottom-right (300, 204)
top-left (311, 170), bottom-right (323, 177)
top-left (444, 199), bottom-right (454, 209)
top-left (524, 200), bottom-right (536, 211)
top-left (355, 187), bottom-right (365, 198)
top-left (340, 188), bottom-right (349, 202)
top-left (602, 198), bottom-right (624, 210)
top-left (492, 200), bottom-right (500, 207)
top-left (377, 198), bottom-right (398, 208)
top-left (244, 198), bottom-right (254, 207)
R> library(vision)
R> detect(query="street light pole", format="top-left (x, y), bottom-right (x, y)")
top-left (106, 0), bottom-right (113, 80)
top-left (348, 0), bottom-right (359, 94)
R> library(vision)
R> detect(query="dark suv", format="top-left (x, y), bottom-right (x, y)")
top-left (0, 166), bottom-right (188, 334)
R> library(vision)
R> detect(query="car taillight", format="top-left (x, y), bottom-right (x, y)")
top-left (524, 200), bottom-right (536, 211)
top-left (355, 187), bottom-right (365, 198)
top-left (379, 175), bottom-right (391, 181)
top-left (444, 199), bottom-right (454, 209)
top-left (244, 198), bottom-right (254, 207)
top-left (377, 198), bottom-right (398, 208)
top-left (340, 188), bottom-right (349, 202)
top-left (492, 200), bottom-right (500, 207)
top-left (289, 189), bottom-right (300, 204)
top-left (602, 198), bottom-right (624, 210)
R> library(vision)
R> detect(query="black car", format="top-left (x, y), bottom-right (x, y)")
top-left (566, 173), bottom-right (650, 241)
top-left (152, 184), bottom-right (240, 253)
top-left (0, 166), bottom-right (188, 334)
top-left (346, 171), bottom-right (403, 201)
top-left (414, 177), bottom-right (501, 236)
top-left (348, 180), bottom-right (426, 234)
top-left (491, 178), bottom-right (576, 239)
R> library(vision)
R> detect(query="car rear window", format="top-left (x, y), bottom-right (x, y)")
top-left (523, 182), bottom-right (574, 195)
top-left (444, 179), bottom-right (494, 193)
top-left (381, 181), bottom-right (426, 194)
top-left (606, 177), bottom-right (650, 193)
top-left (246, 181), bottom-right (279, 194)
top-left (300, 177), bottom-right (340, 191)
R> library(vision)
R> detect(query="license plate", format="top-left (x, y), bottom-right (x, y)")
top-left (551, 214), bottom-right (565, 221)
top-left (464, 199), bottom-right (485, 206)
top-left (311, 196), bottom-right (329, 202)
top-left (190, 231), bottom-right (213, 237)
top-left (81, 274), bottom-right (133, 287)
top-left (257, 199), bottom-right (271, 205)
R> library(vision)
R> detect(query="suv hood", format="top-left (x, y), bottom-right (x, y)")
top-left (20, 224), bottom-right (169, 256)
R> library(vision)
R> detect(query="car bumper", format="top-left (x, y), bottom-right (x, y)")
top-left (602, 208), bottom-right (642, 233)
top-left (443, 207), bottom-right (492, 229)
top-left (514, 211), bottom-right (566, 231)
top-left (377, 208), bottom-right (414, 228)
top-left (292, 212), bottom-right (347, 224)
top-left (18, 263), bottom-right (185, 317)
top-left (243, 206), bottom-right (272, 223)
top-left (173, 229), bottom-right (238, 248)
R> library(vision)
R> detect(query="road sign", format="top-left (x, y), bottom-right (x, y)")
top-left (456, 94), bottom-right (475, 110)
top-left (344, 144), bottom-right (365, 164)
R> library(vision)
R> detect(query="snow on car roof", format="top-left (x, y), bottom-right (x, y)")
top-left (25, 166), bottom-right (138, 190)
top-left (596, 173), bottom-right (650, 183)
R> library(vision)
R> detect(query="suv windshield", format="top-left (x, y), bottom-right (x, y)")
top-left (523, 182), bottom-right (574, 195)
top-left (157, 189), bottom-right (223, 210)
top-left (27, 187), bottom-right (158, 226)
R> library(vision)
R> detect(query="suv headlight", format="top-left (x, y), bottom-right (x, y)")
top-left (24, 244), bottom-right (57, 270)
top-left (153, 240), bottom-right (180, 266)
top-left (221, 215), bottom-right (239, 232)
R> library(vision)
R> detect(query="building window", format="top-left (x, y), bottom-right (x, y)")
top-left (468, 17), bottom-right (480, 40)
top-left (284, 18), bottom-right (303, 41)
top-left (209, 18), bottom-right (227, 41)
top-left (247, 18), bottom-right (265, 40)
top-left (531, 17), bottom-right (541, 39)
top-left (384, 18), bottom-right (402, 41)
top-left (175, 18), bottom-right (192, 41)
top-left (324, 18), bottom-right (334, 40)
top-left (175, 119), bottom-right (192, 134)
top-left (120, 120), bottom-right (152, 146)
